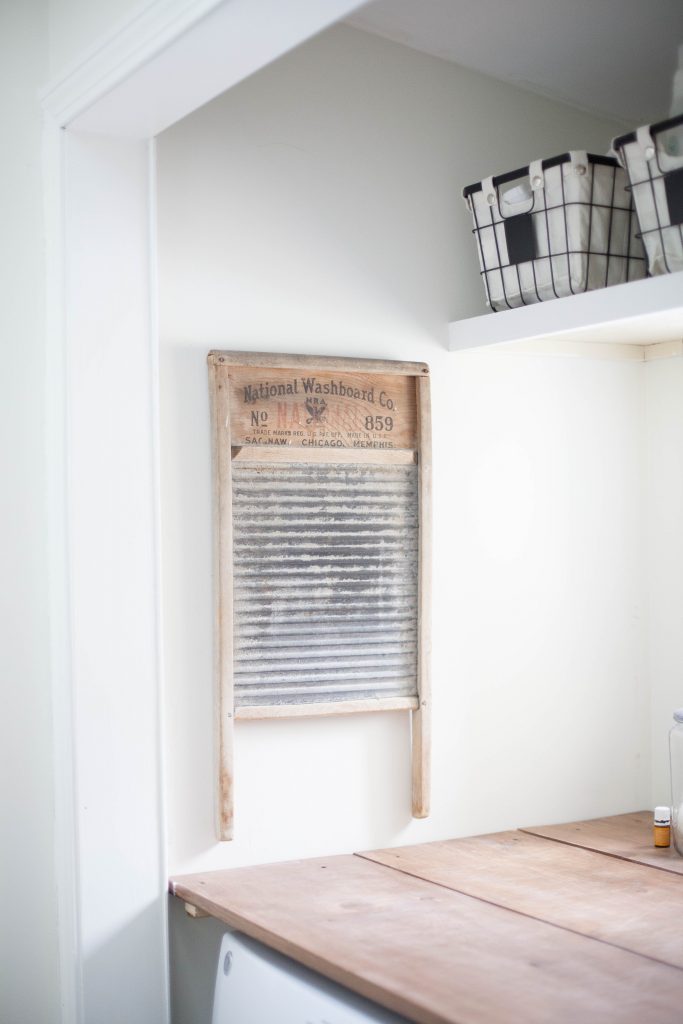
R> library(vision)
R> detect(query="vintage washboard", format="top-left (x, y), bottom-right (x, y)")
top-left (209, 351), bottom-right (431, 840)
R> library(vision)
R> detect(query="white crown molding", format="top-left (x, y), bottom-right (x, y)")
top-left (41, 0), bottom-right (224, 127)
top-left (41, 0), bottom-right (366, 139)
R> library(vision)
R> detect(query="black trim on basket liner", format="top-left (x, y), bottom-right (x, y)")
top-left (463, 153), bottom-right (618, 199)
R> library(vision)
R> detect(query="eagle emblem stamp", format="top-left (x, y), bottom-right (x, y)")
top-left (305, 396), bottom-right (327, 424)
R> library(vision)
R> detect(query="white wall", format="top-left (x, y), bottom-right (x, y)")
top-left (3, 4), bottom-right (677, 1023)
top-left (0, 3), bottom-right (62, 1023)
top-left (157, 24), bottom-right (647, 891)
top-left (645, 359), bottom-right (683, 804)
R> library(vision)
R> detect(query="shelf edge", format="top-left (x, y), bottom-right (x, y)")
top-left (449, 271), bottom-right (683, 353)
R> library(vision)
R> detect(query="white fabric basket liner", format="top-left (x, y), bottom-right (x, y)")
top-left (466, 151), bottom-right (645, 311)
top-left (614, 119), bottom-right (683, 276)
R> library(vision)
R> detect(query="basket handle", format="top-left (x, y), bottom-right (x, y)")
top-left (568, 151), bottom-right (589, 176)
top-left (529, 159), bottom-right (544, 192)
top-left (480, 169), bottom-right (538, 220)
top-left (636, 125), bottom-right (656, 161)
top-left (480, 175), bottom-right (497, 214)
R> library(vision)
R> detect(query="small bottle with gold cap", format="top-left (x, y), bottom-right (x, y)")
top-left (654, 806), bottom-right (671, 848)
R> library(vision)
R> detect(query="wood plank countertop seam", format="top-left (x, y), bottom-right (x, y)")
top-left (356, 828), bottom-right (683, 974)
top-left (350, 845), bottom-right (683, 970)
top-left (521, 810), bottom-right (683, 875)
top-left (170, 812), bottom-right (683, 1024)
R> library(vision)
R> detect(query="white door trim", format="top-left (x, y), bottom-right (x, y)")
top-left (42, 3), bottom-right (366, 1021)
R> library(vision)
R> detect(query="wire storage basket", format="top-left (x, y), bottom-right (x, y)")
top-left (613, 113), bottom-right (683, 276)
top-left (463, 151), bottom-right (646, 312)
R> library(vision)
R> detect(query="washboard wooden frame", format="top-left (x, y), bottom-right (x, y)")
top-left (209, 351), bottom-right (431, 840)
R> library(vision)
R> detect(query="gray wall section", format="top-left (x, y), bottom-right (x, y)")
top-left (169, 897), bottom-right (227, 1024)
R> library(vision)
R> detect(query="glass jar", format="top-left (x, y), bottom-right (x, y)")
top-left (670, 708), bottom-right (683, 855)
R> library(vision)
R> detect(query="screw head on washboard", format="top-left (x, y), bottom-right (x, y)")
top-left (208, 352), bottom-right (431, 840)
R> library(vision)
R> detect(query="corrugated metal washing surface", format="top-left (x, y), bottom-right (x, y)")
top-left (232, 461), bottom-right (419, 707)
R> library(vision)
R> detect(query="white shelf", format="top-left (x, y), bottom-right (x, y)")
top-left (449, 272), bottom-right (683, 355)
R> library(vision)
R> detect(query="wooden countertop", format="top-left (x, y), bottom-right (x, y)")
top-left (170, 812), bottom-right (683, 1024)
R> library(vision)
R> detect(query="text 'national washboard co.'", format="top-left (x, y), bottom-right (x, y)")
top-left (242, 377), bottom-right (397, 410)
